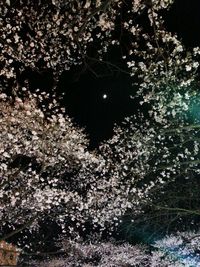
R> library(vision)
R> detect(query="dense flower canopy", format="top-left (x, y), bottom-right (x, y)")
top-left (30, 231), bottom-right (200, 266)
top-left (1, 0), bottom-right (200, 265)
top-left (0, 91), bottom-right (147, 246)
top-left (0, 92), bottom-right (98, 234)
top-left (0, 0), bottom-right (121, 82)
top-left (1, 0), bottom-right (200, 126)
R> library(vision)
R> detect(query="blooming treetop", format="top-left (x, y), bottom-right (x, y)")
top-left (0, 91), bottom-right (100, 241)
top-left (0, 91), bottom-right (150, 247)
top-left (0, 0), bottom-right (121, 82)
top-left (1, 0), bottom-right (199, 125)
top-left (1, 0), bottom-right (200, 256)
top-left (1, 0), bottom-right (200, 123)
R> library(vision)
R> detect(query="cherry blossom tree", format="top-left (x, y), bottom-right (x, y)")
top-left (0, 91), bottom-right (107, 246)
top-left (93, 0), bottom-right (200, 238)
top-left (98, 87), bottom-right (200, 241)
top-left (150, 230), bottom-right (200, 266)
top-left (0, 0), bottom-right (121, 91)
top-left (26, 231), bottom-right (200, 266)
top-left (0, 90), bottom-right (147, 251)
top-left (1, 0), bottom-right (200, 264)
top-left (28, 240), bottom-right (149, 267)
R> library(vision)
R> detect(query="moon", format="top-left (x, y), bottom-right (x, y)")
top-left (102, 94), bottom-right (108, 99)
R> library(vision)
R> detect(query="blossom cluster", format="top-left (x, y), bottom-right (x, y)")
top-left (1, 0), bottom-right (200, 264)
top-left (30, 240), bottom-right (149, 267)
top-left (0, 91), bottom-right (101, 240)
top-left (29, 231), bottom-right (200, 266)
top-left (0, 0), bottom-right (121, 87)
top-left (120, 0), bottom-right (200, 124)
top-left (0, 90), bottom-right (152, 247)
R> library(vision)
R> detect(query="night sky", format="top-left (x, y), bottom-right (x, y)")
top-left (21, 0), bottom-right (200, 148)
top-left (58, 55), bottom-right (135, 148)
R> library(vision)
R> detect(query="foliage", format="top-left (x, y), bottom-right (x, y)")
top-left (0, 90), bottom-right (151, 250)
top-left (0, 91), bottom-right (102, 244)
top-left (1, 0), bottom-right (200, 265)
top-left (0, 89), bottom-right (159, 249)
top-left (151, 231), bottom-right (200, 266)
top-left (101, 112), bottom-right (200, 236)
top-left (29, 240), bottom-right (149, 267)
top-left (26, 231), bottom-right (200, 266)
top-left (0, 0), bottom-right (121, 86)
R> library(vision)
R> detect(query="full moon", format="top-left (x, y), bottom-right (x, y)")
top-left (102, 94), bottom-right (108, 99)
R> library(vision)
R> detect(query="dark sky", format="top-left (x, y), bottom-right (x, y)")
top-left (58, 54), bottom-right (135, 148)
top-left (163, 0), bottom-right (200, 47)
